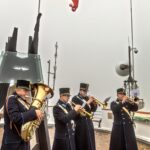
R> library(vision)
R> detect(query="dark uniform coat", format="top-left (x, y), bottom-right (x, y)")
top-left (1, 92), bottom-right (37, 150)
top-left (109, 99), bottom-right (138, 150)
top-left (52, 100), bottom-right (77, 150)
top-left (72, 94), bottom-right (97, 150)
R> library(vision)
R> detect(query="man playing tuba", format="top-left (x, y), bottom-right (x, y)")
top-left (1, 80), bottom-right (44, 150)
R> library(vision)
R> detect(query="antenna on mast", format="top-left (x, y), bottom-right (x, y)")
top-left (38, 0), bottom-right (41, 14)
top-left (47, 42), bottom-right (58, 91)
top-left (53, 42), bottom-right (58, 91)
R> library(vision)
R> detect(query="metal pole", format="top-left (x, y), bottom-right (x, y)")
top-left (38, 0), bottom-right (41, 13)
top-left (130, 0), bottom-right (135, 79)
top-left (53, 42), bottom-right (58, 91)
top-left (47, 59), bottom-right (51, 86)
top-left (128, 46), bottom-right (132, 97)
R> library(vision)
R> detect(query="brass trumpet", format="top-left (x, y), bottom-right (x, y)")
top-left (71, 102), bottom-right (93, 119)
top-left (91, 96), bottom-right (111, 109)
top-left (93, 98), bottom-right (107, 109)
top-left (124, 96), bottom-right (140, 104)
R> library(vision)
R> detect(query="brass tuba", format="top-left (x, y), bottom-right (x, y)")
top-left (21, 83), bottom-right (53, 142)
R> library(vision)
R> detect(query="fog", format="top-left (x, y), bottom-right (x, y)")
top-left (0, 0), bottom-right (150, 110)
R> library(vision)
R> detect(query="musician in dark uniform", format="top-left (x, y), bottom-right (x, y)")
top-left (72, 83), bottom-right (97, 150)
top-left (109, 88), bottom-right (138, 150)
top-left (1, 80), bottom-right (44, 150)
top-left (52, 88), bottom-right (81, 150)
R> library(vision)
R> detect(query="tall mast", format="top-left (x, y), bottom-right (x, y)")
top-left (47, 42), bottom-right (58, 90)
top-left (53, 42), bottom-right (58, 91)
top-left (130, 0), bottom-right (135, 79)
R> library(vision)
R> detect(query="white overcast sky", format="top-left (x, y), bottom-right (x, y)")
top-left (0, 0), bottom-right (150, 110)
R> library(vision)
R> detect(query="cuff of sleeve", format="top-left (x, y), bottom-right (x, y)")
top-left (22, 109), bottom-right (37, 124)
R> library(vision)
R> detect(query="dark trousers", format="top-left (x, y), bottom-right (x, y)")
top-left (52, 138), bottom-right (70, 150)
top-left (1, 142), bottom-right (30, 150)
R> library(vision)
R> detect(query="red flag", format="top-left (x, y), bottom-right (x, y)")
top-left (69, 0), bottom-right (79, 12)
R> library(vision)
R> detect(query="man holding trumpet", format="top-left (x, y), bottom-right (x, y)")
top-left (109, 88), bottom-right (138, 150)
top-left (72, 83), bottom-right (97, 150)
top-left (52, 88), bottom-right (81, 150)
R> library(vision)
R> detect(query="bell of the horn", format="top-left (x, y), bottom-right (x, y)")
top-left (115, 62), bottom-right (132, 76)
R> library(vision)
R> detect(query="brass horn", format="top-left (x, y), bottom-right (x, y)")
top-left (21, 83), bottom-right (54, 141)
top-left (93, 98), bottom-right (107, 109)
top-left (71, 102), bottom-right (93, 119)
top-left (92, 96), bottom-right (111, 109)
top-left (125, 96), bottom-right (141, 104)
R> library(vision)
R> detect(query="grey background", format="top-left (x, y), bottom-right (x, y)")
top-left (0, 0), bottom-right (149, 110)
